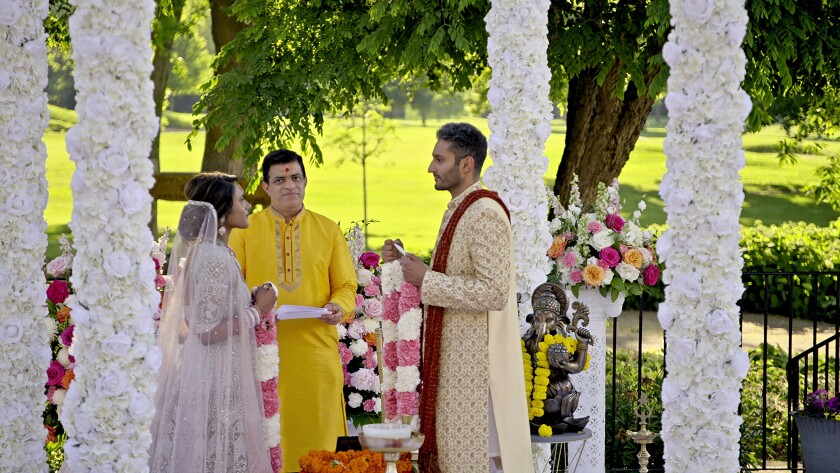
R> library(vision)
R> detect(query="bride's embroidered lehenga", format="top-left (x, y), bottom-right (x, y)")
top-left (149, 201), bottom-right (272, 473)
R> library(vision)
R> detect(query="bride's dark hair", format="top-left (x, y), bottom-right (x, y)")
top-left (179, 172), bottom-right (238, 239)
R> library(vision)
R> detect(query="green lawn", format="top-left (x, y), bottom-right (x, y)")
top-left (43, 115), bottom-right (840, 258)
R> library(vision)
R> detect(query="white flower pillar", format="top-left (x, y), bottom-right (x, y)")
top-left (566, 289), bottom-right (625, 472)
top-left (483, 0), bottom-right (554, 468)
top-left (60, 0), bottom-right (161, 469)
top-left (0, 0), bottom-right (53, 469)
top-left (657, 0), bottom-right (751, 469)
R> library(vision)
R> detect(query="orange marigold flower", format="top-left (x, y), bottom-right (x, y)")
top-left (546, 235), bottom-right (567, 259)
top-left (582, 264), bottom-right (604, 287)
top-left (56, 306), bottom-right (71, 324)
top-left (60, 369), bottom-right (75, 390)
top-left (363, 332), bottom-right (377, 346)
top-left (623, 248), bottom-right (643, 269)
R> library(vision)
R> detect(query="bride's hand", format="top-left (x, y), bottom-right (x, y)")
top-left (253, 283), bottom-right (278, 315)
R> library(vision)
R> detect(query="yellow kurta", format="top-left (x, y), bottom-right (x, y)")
top-left (230, 207), bottom-right (357, 472)
top-left (420, 182), bottom-right (535, 473)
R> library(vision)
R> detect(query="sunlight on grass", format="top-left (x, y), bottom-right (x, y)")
top-left (44, 116), bottom-right (839, 257)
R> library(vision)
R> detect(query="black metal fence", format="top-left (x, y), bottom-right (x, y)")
top-left (604, 271), bottom-right (840, 473)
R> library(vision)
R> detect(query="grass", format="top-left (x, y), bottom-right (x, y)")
top-left (43, 112), bottom-right (840, 258)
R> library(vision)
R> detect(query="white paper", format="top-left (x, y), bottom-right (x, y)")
top-left (275, 305), bottom-right (330, 320)
top-left (394, 243), bottom-right (407, 255)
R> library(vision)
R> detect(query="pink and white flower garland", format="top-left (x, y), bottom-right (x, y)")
top-left (255, 311), bottom-right (282, 472)
top-left (379, 261), bottom-right (422, 429)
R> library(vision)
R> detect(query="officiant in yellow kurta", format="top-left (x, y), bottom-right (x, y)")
top-left (230, 150), bottom-right (357, 472)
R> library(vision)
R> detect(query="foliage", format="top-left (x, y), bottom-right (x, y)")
top-left (167, 0), bottom-right (214, 99)
top-left (47, 47), bottom-right (75, 110)
top-left (740, 344), bottom-right (790, 465)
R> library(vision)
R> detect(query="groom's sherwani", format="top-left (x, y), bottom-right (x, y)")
top-left (420, 182), bottom-right (535, 473)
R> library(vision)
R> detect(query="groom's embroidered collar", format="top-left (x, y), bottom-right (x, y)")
top-left (446, 181), bottom-right (483, 211)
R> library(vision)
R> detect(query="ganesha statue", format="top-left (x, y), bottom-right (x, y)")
top-left (522, 282), bottom-right (592, 435)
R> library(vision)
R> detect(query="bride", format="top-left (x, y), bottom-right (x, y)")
top-left (149, 172), bottom-right (277, 472)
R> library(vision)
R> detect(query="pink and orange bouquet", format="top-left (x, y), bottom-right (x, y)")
top-left (547, 177), bottom-right (661, 301)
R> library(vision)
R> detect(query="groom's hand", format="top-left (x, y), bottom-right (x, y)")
top-left (401, 253), bottom-right (427, 287)
top-left (381, 238), bottom-right (404, 263)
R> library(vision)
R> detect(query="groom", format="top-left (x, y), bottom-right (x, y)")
top-left (382, 123), bottom-right (534, 473)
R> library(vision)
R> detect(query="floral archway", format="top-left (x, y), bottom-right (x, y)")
top-left (0, 0), bottom-right (749, 470)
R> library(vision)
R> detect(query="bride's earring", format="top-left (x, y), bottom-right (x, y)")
top-left (218, 217), bottom-right (227, 236)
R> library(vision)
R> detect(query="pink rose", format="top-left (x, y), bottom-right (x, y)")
top-left (382, 294), bottom-right (400, 322)
top-left (605, 213), bottom-right (625, 232)
top-left (270, 446), bottom-right (283, 472)
top-left (396, 339), bottom-right (421, 366)
top-left (355, 294), bottom-right (365, 309)
top-left (60, 325), bottom-right (74, 347)
top-left (363, 347), bottom-right (378, 369)
top-left (364, 299), bottom-right (383, 318)
top-left (46, 386), bottom-right (57, 403)
top-left (46, 360), bottom-right (65, 386)
top-left (343, 365), bottom-right (351, 386)
top-left (587, 220), bottom-right (604, 233)
top-left (643, 264), bottom-right (660, 286)
top-left (261, 378), bottom-right (279, 417)
top-left (364, 284), bottom-right (380, 297)
top-left (153, 257), bottom-right (161, 272)
top-left (561, 251), bottom-right (578, 268)
top-left (570, 268), bottom-right (584, 284)
top-left (384, 341), bottom-right (399, 370)
top-left (154, 274), bottom-right (166, 289)
top-left (396, 391), bottom-right (419, 416)
top-left (363, 398), bottom-right (377, 412)
top-left (46, 280), bottom-right (70, 304)
top-left (46, 255), bottom-right (71, 278)
top-left (371, 276), bottom-right (381, 285)
top-left (398, 283), bottom-right (421, 313)
top-left (360, 252), bottom-right (381, 269)
top-left (599, 247), bottom-right (621, 267)
top-left (338, 343), bottom-right (353, 365)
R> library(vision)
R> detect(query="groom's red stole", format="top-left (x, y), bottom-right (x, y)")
top-left (418, 189), bottom-right (511, 473)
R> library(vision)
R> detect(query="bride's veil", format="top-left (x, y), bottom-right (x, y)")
top-left (149, 200), bottom-right (270, 472)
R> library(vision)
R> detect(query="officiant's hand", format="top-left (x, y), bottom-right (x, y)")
top-left (320, 302), bottom-right (343, 325)
top-left (381, 239), bottom-right (404, 263)
top-left (401, 253), bottom-right (427, 287)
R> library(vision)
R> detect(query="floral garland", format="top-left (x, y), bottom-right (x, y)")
top-left (0, 0), bottom-right (53, 469)
top-left (60, 0), bottom-right (161, 469)
top-left (483, 0), bottom-right (553, 326)
top-left (379, 261), bottom-right (422, 428)
top-left (340, 224), bottom-right (383, 425)
top-left (658, 0), bottom-right (751, 468)
top-left (298, 449), bottom-right (412, 473)
top-left (255, 309), bottom-right (282, 472)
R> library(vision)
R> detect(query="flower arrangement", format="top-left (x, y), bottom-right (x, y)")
top-left (340, 224), bottom-right (383, 427)
top-left (547, 176), bottom-right (660, 301)
top-left (298, 449), bottom-right (412, 473)
top-left (42, 234), bottom-right (169, 471)
top-left (255, 309), bottom-right (282, 472)
top-left (802, 389), bottom-right (840, 421)
top-left (379, 261), bottom-right (422, 428)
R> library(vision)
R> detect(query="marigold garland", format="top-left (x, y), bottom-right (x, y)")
top-left (298, 449), bottom-right (412, 473)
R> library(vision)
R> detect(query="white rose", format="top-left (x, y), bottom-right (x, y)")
top-left (97, 146), bottom-right (130, 176)
top-left (46, 255), bottom-right (72, 277)
top-left (102, 333), bottom-right (132, 356)
top-left (710, 389), bottom-right (740, 414)
top-left (614, 262), bottom-right (640, 282)
top-left (669, 337), bottom-right (697, 364)
top-left (57, 347), bottom-right (72, 367)
top-left (356, 268), bottom-right (373, 286)
top-left (589, 230), bottom-right (614, 251)
top-left (706, 309), bottom-right (734, 335)
top-left (347, 392), bottom-right (363, 408)
top-left (665, 92), bottom-right (689, 118)
top-left (349, 339), bottom-right (369, 357)
top-left (362, 317), bottom-right (380, 333)
top-left (601, 269), bottom-right (614, 286)
top-left (0, 402), bottom-right (27, 423)
top-left (665, 188), bottom-right (693, 213)
top-left (119, 182), bottom-right (148, 214)
top-left (673, 273), bottom-right (702, 299)
top-left (145, 346), bottom-right (162, 371)
top-left (0, 70), bottom-right (11, 91)
top-left (0, 3), bottom-right (22, 26)
top-left (52, 388), bottom-right (67, 406)
top-left (730, 349), bottom-right (750, 379)
top-left (104, 251), bottom-right (133, 278)
top-left (128, 392), bottom-right (153, 419)
top-left (95, 371), bottom-right (129, 397)
top-left (6, 190), bottom-right (34, 216)
top-left (336, 324), bottom-right (348, 339)
top-left (0, 318), bottom-right (24, 344)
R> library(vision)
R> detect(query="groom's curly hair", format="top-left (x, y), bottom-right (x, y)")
top-left (436, 122), bottom-right (487, 175)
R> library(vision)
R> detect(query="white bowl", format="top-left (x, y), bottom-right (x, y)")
top-left (362, 423), bottom-right (412, 439)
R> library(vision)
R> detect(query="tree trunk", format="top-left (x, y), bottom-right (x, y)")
top-left (202, 0), bottom-right (247, 176)
top-left (553, 63), bottom-right (659, 206)
top-left (149, 0), bottom-right (187, 235)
